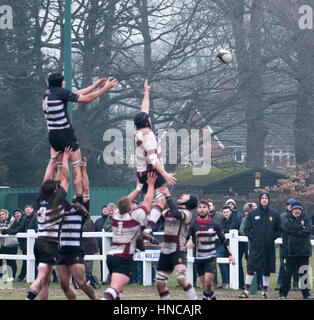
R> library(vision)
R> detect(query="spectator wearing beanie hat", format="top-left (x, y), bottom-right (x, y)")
top-left (279, 201), bottom-right (313, 299)
top-left (275, 199), bottom-right (299, 291)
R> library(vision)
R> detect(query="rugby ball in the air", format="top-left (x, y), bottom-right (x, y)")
top-left (216, 49), bottom-right (232, 64)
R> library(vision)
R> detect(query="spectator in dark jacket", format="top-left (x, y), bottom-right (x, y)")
top-left (239, 191), bottom-right (281, 299)
top-left (1, 209), bottom-right (26, 281)
top-left (275, 199), bottom-right (298, 291)
top-left (94, 205), bottom-right (108, 252)
top-left (226, 198), bottom-right (243, 221)
top-left (279, 201), bottom-right (313, 299)
top-left (81, 218), bottom-right (98, 283)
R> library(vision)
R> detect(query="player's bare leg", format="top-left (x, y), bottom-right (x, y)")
top-left (56, 265), bottom-right (77, 300)
top-left (70, 264), bottom-right (97, 300)
top-left (70, 150), bottom-right (83, 202)
top-left (103, 272), bottom-right (129, 300)
top-left (174, 264), bottom-right (198, 300)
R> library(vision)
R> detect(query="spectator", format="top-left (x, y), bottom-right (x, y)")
top-left (276, 199), bottom-right (298, 291)
top-left (279, 201), bottom-right (313, 299)
top-left (311, 213), bottom-right (314, 239)
top-left (1, 209), bottom-right (26, 281)
top-left (239, 192), bottom-right (281, 299)
top-left (239, 203), bottom-right (256, 289)
top-left (220, 205), bottom-right (241, 288)
top-left (0, 209), bottom-right (17, 281)
top-left (81, 217), bottom-right (99, 289)
top-left (207, 199), bottom-right (223, 225)
top-left (103, 203), bottom-right (116, 232)
top-left (226, 198), bottom-right (243, 221)
top-left (94, 204), bottom-right (108, 283)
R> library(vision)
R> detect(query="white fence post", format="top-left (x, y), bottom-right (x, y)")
top-left (102, 230), bottom-right (111, 282)
top-left (229, 229), bottom-right (239, 290)
top-left (26, 229), bottom-right (36, 283)
top-left (187, 247), bottom-right (194, 285)
top-left (142, 252), bottom-right (152, 286)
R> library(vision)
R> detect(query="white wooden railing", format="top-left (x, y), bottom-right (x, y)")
top-left (0, 230), bottom-right (313, 290)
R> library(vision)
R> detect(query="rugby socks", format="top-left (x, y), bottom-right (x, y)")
top-left (103, 287), bottom-right (118, 300)
top-left (159, 290), bottom-right (171, 300)
top-left (244, 271), bottom-right (255, 292)
top-left (25, 288), bottom-right (38, 300)
top-left (262, 275), bottom-right (270, 294)
top-left (184, 284), bottom-right (198, 300)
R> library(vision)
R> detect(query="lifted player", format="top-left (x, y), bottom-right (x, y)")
top-left (134, 80), bottom-right (176, 229)
top-left (43, 73), bottom-right (117, 204)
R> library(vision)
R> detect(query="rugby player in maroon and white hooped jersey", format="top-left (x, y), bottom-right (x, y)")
top-left (102, 172), bottom-right (157, 300)
top-left (154, 185), bottom-right (198, 300)
top-left (134, 80), bottom-right (177, 230)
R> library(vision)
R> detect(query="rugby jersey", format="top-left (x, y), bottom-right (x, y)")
top-left (36, 186), bottom-right (67, 242)
top-left (59, 201), bottom-right (88, 252)
top-left (107, 206), bottom-right (149, 260)
top-left (159, 207), bottom-right (192, 254)
top-left (189, 216), bottom-right (230, 260)
top-left (42, 87), bottom-right (79, 131)
top-left (134, 129), bottom-right (163, 173)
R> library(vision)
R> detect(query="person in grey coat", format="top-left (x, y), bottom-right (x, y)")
top-left (239, 192), bottom-right (281, 299)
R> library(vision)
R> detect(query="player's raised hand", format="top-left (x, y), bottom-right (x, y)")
top-left (147, 171), bottom-right (157, 186)
top-left (96, 77), bottom-right (108, 88)
top-left (144, 79), bottom-right (152, 92)
top-left (159, 185), bottom-right (171, 197)
top-left (103, 78), bottom-right (118, 91)
top-left (63, 146), bottom-right (73, 160)
top-left (164, 172), bottom-right (177, 186)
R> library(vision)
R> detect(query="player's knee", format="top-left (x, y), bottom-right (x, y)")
top-left (155, 271), bottom-right (169, 290)
top-left (175, 269), bottom-right (187, 286)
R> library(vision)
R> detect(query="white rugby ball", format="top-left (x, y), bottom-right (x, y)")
top-left (216, 49), bottom-right (232, 64)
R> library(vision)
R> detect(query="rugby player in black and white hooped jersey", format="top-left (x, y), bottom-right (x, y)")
top-left (155, 186), bottom-right (198, 300)
top-left (102, 172), bottom-right (157, 300)
top-left (134, 80), bottom-right (177, 230)
top-left (186, 201), bottom-right (236, 300)
top-left (43, 73), bottom-right (118, 205)
top-left (56, 156), bottom-right (97, 300)
top-left (25, 147), bottom-right (72, 300)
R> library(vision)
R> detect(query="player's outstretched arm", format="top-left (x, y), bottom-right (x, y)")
top-left (141, 79), bottom-right (152, 114)
top-left (142, 172), bottom-right (157, 212)
top-left (154, 162), bottom-right (177, 186)
top-left (77, 78), bottom-right (118, 103)
top-left (75, 78), bottom-right (107, 95)
top-left (127, 178), bottom-right (143, 202)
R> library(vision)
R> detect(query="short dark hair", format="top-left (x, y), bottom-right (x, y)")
top-left (134, 112), bottom-right (151, 129)
top-left (222, 205), bottom-right (231, 212)
top-left (207, 199), bottom-right (215, 205)
top-left (48, 73), bottom-right (64, 88)
top-left (41, 179), bottom-right (58, 200)
top-left (198, 200), bottom-right (209, 208)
